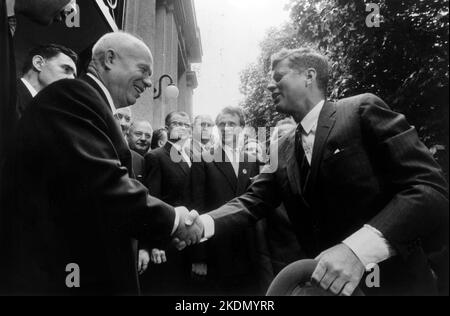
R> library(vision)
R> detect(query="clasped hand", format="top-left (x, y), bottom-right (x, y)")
top-left (172, 207), bottom-right (204, 251)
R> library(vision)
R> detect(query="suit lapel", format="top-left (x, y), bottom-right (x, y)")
top-left (214, 148), bottom-right (238, 192)
top-left (82, 75), bottom-right (110, 111)
top-left (308, 101), bottom-right (337, 192)
top-left (164, 142), bottom-right (190, 176)
top-left (236, 154), bottom-right (252, 195)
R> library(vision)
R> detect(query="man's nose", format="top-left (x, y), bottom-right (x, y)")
top-left (143, 77), bottom-right (153, 89)
top-left (267, 81), bottom-right (277, 93)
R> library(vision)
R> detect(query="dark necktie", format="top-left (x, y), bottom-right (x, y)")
top-left (295, 125), bottom-right (311, 195)
top-left (8, 16), bottom-right (17, 37)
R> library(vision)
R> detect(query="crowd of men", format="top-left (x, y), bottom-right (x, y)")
top-left (0, 0), bottom-right (448, 296)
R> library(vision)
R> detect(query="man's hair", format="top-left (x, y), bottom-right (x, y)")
top-left (194, 115), bottom-right (214, 126)
top-left (22, 44), bottom-right (78, 75)
top-left (91, 31), bottom-right (150, 68)
top-left (151, 128), bottom-right (168, 150)
top-left (129, 120), bottom-right (153, 133)
top-left (215, 106), bottom-right (246, 127)
top-left (165, 111), bottom-right (190, 127)
top-left (271, 47), bottom-right (329, 94)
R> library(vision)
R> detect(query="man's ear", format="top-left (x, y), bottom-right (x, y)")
top-left (32, 55), bottom-right (45, 72)
top-left (103, 49), bottom-right (117, 71)
top-left (306, 68), bottom-right (317, 86)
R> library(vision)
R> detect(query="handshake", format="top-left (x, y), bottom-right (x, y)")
top-left (172, 207), bottom-right (205, 250)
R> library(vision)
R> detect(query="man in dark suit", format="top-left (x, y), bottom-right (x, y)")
top-left (0, 31), bottom-right (201, 295)
top-left (1, 0), bottom-right (76, 196)
top-left (190, 107), bottom-right (262, 295)
top-left (179, 48), bottom-right (449, 296)
top-left (141, 111), bottom-right (193, 295)
top-left (16, 44), bottom-right (78, 119)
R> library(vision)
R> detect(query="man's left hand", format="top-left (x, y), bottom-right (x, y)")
top-left (312, 243), bottom-right (365, 296)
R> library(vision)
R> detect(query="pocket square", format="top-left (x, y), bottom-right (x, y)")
top-left (333, 148), bottom-right (341, 155)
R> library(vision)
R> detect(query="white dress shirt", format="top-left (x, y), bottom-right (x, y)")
top-left (223, 145), bottom-right (240, 177)
top-left (200, 99), bottom-right (395, 269)
top-left (169, 141), bottom-right (192, 168)
top-left (21, 78), bottom-right (38, 98)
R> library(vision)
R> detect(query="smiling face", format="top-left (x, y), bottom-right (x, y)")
top-left (36, 53), bottom-right (77, 88)
top-left (267, 58), bottom-right (309, 115)
top-left (106, 42), bottom-right (153, 109)
top-left (128, 121), bottom-right (153, 155)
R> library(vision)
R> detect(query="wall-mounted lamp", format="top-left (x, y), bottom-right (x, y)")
top-left (153, 74), bottom-right (180, 100)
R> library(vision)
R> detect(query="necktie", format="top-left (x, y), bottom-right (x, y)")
top-left (295, 125), bottom-right (311, 195)
top-left (8, 16), bottom-right (17, 37)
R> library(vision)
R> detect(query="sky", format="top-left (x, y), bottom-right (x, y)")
top-left (192, 0), bottom-right (291, 119)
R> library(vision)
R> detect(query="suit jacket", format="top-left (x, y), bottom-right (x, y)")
top-left (16, 79), bottom-right (34, 120)
top-left (190, 148), bottom-right (261, 294)
top-left (0, 76), bottom-right (176, 295)
top-left (144, 142), bottom-right (191, 207)
top-left (0, 0), bottom-right (17, 184)
top-left (208, 94), bottom-right (449, 295)
top-left (141, 142), bottom-right (191, 295)
top-left (131, 149), bottom-right (145, 183)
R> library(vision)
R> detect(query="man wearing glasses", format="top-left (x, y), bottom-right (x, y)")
top-left (141, 111), bottom-right (193, 295)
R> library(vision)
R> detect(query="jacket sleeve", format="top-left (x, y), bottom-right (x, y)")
top-left (40, 80), bottom-right (176, 244)
top-left (207, 152), bottom-right (283, 240)
top-left (358, 94), bottom-right (449, 258)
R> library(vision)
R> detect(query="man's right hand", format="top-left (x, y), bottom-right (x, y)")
top-left (173, 208), bottom-right (204, 250)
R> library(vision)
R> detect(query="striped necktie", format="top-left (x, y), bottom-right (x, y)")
top-left (8, 16), bottom-right (17, 37)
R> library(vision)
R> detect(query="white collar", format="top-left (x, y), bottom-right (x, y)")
top-left (6, 0), bottom-right (15, 17)
top-left (20, 78), bottom-right (38, 98)
top-left (87, 73), bottom-right (116, 114)
top-left (301, 99), bottom-right (325, 134)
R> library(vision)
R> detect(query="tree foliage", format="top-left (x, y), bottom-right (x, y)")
top-left (239, 0), bottom-right (449, 172)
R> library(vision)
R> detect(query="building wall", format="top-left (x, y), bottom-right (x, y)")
top-left (123, 0), bottom-right (198, 129)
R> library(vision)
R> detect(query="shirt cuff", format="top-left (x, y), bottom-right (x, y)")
top-left (200, 214), bottom-right (215, 242)
top-left (343, 225), bottom-right (396, 270)
top-left (171, 207), bottom-right (181, 235)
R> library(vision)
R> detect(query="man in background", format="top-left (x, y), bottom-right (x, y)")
top-left (192, 115), bottom-right (215, 155)
top-left (142, 111), bottom-right (193, 295)
top-left (128, 120), bottom-right (153, 157)
top-left (150, 128), bottom-right (168, 150)
top-left (1, 0), bottom-right (77, 194)
top-left (190, 106), bottom-right (263, 295)
top-left (17, 43), bottom-right (78, 118)
top-left (114, 107), bottom-right (132, 138)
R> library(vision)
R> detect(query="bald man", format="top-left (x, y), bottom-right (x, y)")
top-left (0, 31), bottom-right (202, 295)
top-left (115, 107), bottom-right (132, 137)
